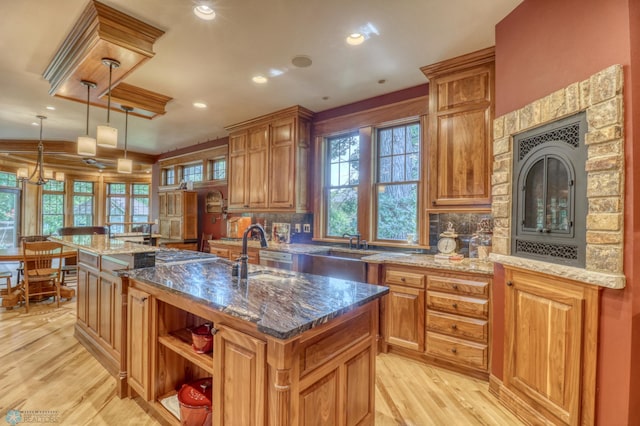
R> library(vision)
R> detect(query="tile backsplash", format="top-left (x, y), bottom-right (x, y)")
top-left (429, 213), bottom-right (493, 256)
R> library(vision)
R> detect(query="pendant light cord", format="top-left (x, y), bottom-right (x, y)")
top-left (124, 108), bottom-right (128, 159)
top-left (85, 83), bottom-right (91, 134)
top-left (106, 63), bottom-right (113, 124)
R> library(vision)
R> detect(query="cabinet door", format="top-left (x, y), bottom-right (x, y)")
top-left (127, 287), bottom-right (151, 400)
top-left (214, 325), bottom-right (266, 426)
top-left (385, 284), bottom-right (425, 352)
top-left (504, 269), bottom-right (597, 425)
top-left (182, 191), bottom-right (198, 240)
top-left (425, 56), bottom-right (494, 210)
top-left (269, 117), bottom-right (295, 209)
top-left (158, 193), bottom-right (167, 217)
top-left (167, 192), bottom-right (176, 216)
top-left (247, 125), bottom-right (269, 208)
top-left (77, 267), bottom-right (89, 324)
top-left (228, 132), bottom-right (248, 209)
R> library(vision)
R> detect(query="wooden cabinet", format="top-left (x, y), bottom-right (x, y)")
top-left (382, 267), bottom-right (425, 352)
top-left (501, 267), bottom-right (600, 426)
top-left (214, 325), bottom-right (267, 426)
top-left (226, 106), bottom-right (313, 212)
top-left (421, 47), bottom-right (494, 211)
top-left (426, 273), bottom-right (490, 375)
top-left (127, 287), bottom-right (151, 400)
top-left (158, 190), bottom-right (198, 241)
top-left (209, 242), bottom-right (260, 264)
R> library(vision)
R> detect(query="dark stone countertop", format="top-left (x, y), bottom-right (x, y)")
top-left (126, 259), bottom-right (389, 340)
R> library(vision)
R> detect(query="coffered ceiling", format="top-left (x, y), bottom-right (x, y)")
top-left (0, 0), bottom-right (522, 158)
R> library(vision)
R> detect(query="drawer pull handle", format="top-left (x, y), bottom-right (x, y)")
top-left (452, 284), bottom-right (458, 290)
top-left (506, 281), bottom-right (513, 287)
top-left (451, 348), bottom-right (457, 354)
top-left (400, 277), bottom-right (406, 282)
top-left (452, 303), bottom-right (458, 309)
top-left (451, 324), bottom-right (457, 330)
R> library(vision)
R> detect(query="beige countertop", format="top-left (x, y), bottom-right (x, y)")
top-left (209, 239), bottom-right (494, 275)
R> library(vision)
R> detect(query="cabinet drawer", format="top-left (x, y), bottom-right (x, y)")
top-left (210, 247), bottom-right (230, 258)
top-left (427, 275), bottom-right (489, 297)
top-left (385, 268), bottom-right (425, 289)
top-left (426, 332), bottom-right (488, 370)
top-left (427, 291), bottom-right (488, 319)
top-left (426, 310), bottom-right (487, 342)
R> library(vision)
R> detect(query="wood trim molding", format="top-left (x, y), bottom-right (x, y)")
top-left (43, 0), bottom-right (168, 117)
top-left (420, 46), bottom-right (496, 80)
top-left (225, 105), bottom-right (314, 132)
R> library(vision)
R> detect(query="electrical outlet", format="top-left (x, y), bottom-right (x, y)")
top-left (303, 224), bottom-right (311, 233)
top-left (294, 223), bottom-right (301, 233)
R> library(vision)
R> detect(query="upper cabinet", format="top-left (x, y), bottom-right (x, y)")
top-left (158, 190), bottom-right (198, 241)
top-left (226, 106), bottom-right (313, 212)
top-left (421, 47), bottom-right (495, 211)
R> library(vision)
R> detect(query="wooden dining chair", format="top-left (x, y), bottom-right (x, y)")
top-left (21, 241), bottom-right (64, 313)
top-left (200, 233), bottom-right (213, 252)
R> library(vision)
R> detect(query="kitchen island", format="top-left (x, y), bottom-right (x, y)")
top-left (126, 259), bottom-right (388, 425)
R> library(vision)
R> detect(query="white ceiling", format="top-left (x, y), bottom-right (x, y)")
top-left (0, 0), bottom-right (522, 156)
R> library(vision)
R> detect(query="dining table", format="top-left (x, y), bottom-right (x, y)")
top-left (0, 245), bottom-right (78, 309)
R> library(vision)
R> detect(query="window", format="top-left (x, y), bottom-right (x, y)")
top-left (375, 123), bottom-right (420, 241)
top-left (326, 132), bottom-right (360, 237)
top-left (106, 182), bottom-right (150, 234)
top-left (0, 172), bottom-right (17, 188)
top-left (182, 164), bottom-right (203, 182)
top-left (42, 179), bottom-right (65, 235)
top-left (72, 181), bottom-right (94, 226)
top-left (131, 184), bottom-right (150, 225)
top-left (163, 167), bottom-right (175, 186)
top-left (209, 157), bottom-right (226, 181)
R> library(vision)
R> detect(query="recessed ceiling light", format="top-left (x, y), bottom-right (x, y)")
top-left (193, 102), bottom-right (207, 109)
top-left (252, 75), bottom-right (268, 84)
top-left (46, 106), bottom-right (55, 110)
top-left (346, 33), bottom-right (365, 46)
top-left (291, 55), bottom-right (313, 68)
top-left (194, 4), bottom-right (216, 20)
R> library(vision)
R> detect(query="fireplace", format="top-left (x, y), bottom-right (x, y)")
top-left (490, 64), bottom-right (625, 288)
top-left (511, 112), bottom-right (587, 267)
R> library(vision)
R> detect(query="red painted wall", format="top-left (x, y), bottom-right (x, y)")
top-left (494, 0), bottom-right (638, 423)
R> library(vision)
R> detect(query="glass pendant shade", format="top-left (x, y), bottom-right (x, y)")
top-left (77, 135), bottom-right (97, 156)
top-left (17, 168), bottom-right (28, 179)
top-left (97, 124), bottom-right (118, 148)
top-left (117, 158), bottom-right (133, 174)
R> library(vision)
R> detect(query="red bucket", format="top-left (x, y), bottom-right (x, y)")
top-left (178, 378), bottom-right (213, 426)
top-left (191, 324), bottom-right (213, 354)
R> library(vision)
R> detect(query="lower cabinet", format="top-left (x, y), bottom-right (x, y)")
top-left (381, 264), bottom-right (491, 379)
top-left (214, 325), bottom-right (266, 426)
top-left (127, 287), bottom-right (151, 400)
top-left (209, 242), bottom-right (260, 264)
top-left (499, 266), bottom-right (600, 426)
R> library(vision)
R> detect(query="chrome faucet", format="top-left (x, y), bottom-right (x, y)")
top-left (240, 224), bottom-right (268, 279)
top-left (343, 232), bottom-right (361, 250)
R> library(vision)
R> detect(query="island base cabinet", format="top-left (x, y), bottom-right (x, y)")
top-left (127, 287), bottom-right (151, 401)
top-left (214, 325), bottom-right (267, 426)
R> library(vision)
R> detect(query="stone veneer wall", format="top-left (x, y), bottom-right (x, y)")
top-left (491, 64), bottom-right (624, 274)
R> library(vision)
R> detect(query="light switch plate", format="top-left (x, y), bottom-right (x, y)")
top-left (303, 224), bottom-right (311, 233)
top-left (294, 223), bottom-right (301, 233)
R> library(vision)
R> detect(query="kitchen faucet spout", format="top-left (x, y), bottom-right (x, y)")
top-left (240, 224), bottom-right (268, 279)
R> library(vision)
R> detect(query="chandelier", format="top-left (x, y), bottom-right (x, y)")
top-left (17, 115), bottom-right (63, 185)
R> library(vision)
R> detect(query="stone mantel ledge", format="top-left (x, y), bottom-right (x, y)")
top-left (490, 253), bottom-right (625, 289)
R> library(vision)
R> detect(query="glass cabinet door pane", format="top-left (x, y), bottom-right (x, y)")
top-left (523, 159), bottom-right (545, 229)
top-left (546, 157), bottom-right (570, 231)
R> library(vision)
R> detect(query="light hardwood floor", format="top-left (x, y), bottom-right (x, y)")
top-left (0, 300), bottom-right (523, 425)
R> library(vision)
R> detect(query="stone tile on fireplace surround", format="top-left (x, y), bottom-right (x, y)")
top-left (490, 64), bottom-right (625, 288)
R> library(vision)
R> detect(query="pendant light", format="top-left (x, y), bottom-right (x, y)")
top-left (117, 106), bottom-right (133, 174)
top-left (77, 80), bottom-right (97, 156)
top-left (96, 58), bottom-right (120, 148)
top-left (17, 116), bottom-right (50, 185)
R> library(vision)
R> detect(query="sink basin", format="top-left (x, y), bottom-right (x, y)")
top-left (302, 251), bottom-right (369, 282)
top-left (310, 249), bottom-right (371, 260)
